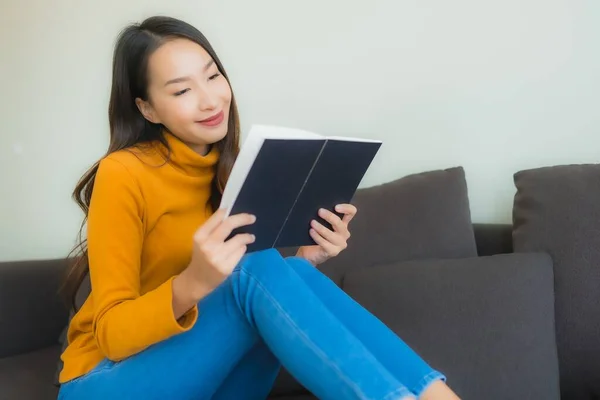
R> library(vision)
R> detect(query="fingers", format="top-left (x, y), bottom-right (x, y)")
top-left (221, 233), bottom-right (255, 258)
top-left (310, 219), bottom-right (345, 245)
top-left (224, 243), bottom-right (249, 270)
top-left (318, 208), bottom-right (349, 238)
top-left (310, 228), bottom-right (342, 257)
top-left (211, 213), bottom-right (256, 243)
top-left (221, 233), bottom-right (254, 272)
top-left (335, 204), bottom-right (357, 224)
top-left (193, 208), bottom-right (227, 242)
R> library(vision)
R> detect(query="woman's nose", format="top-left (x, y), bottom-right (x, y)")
top-left (196, 86), bottom-right (219, 110)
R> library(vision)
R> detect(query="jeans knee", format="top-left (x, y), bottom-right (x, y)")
top-left (235, 248), bottom-right (315, 282)
top-left (229, 249), bottom-right (290, 311)
top-left (282, 255), bottom-right (314, 277)
top-left (237, 249), bottom-right (284, 275)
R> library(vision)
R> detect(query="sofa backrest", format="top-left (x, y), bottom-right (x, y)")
top-left (0, 259), bottom-right (69, 358)
top-left (473, 224), bottom-right (513, 256)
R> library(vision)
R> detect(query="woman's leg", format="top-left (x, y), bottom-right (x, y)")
top-left (58, 280), bottom-right (267, 400)
top-left (60, 249), bottom-right (414, 400)
top-left (211, 340), bottom-right (281, 400)
top-left (285, 256), bottom-right (457, 399)
top-left (226, 249), bottom-right (413, 399)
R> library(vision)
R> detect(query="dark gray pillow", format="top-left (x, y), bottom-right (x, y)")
top-left (343, 253), bottom-right (560, 400)
top-left (513, 164), bottom-right (600, 399)
top-left (318, 166), bottom-right (477, 285)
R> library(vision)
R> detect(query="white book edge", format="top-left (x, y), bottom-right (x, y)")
top-left (326, 136), bottom-right (382, 144)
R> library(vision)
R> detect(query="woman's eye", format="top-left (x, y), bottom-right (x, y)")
top-left (209, 73), bottom-right (221, 81)
top-left (174, 88), bottom-right (190, 96)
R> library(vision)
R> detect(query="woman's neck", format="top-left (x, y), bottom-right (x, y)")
top-left (188, 142), bottom-right (210, 156)
top-left (161, 131), bottom-right (219, 176)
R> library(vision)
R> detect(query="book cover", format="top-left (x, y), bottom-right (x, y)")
top-left (220, 125), bottom-right (382, 252)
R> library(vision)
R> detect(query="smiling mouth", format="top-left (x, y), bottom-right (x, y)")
top-left (197, 111), bottom-right (225, 127)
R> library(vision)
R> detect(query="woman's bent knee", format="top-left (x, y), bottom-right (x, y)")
top-left (236, 249), bottom-right (287, 277)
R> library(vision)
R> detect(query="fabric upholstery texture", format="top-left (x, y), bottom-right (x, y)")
top-left (513, 164), bottom-right (600, 399)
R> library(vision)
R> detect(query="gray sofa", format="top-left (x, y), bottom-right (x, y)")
top-left (1, 165), bottom-right (598, 399)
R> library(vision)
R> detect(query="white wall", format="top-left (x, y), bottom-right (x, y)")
top-left (1, 0), bottom-right (599, 261)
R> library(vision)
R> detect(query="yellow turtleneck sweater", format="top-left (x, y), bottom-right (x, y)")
top-left (59, 132), bottom-right (219, 383)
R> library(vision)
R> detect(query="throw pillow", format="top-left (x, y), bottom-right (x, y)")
top-left (513, 164), bottom-right (600, 399)
top-left (342, 253), bottom-right (560, 400)
top-left (318, 166), bottom-right (477, 285)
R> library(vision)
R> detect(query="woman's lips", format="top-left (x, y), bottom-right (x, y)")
top-left (197, 110), bottom-right (225, 127)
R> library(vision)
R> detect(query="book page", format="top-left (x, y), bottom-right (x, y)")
top-left (219, 130), bottom-right (264, 216)
top-left (325, 136), bottom-right (382, 143)
top-left (250, 124), bottom-right (324, 140)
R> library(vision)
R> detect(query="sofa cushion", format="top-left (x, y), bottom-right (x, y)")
top-left (0, 345), bottom-right (61, 400)
top-left (318, 166), bottom-right (477, 285)
top-left (513, 164), bottom-right (600, 399)
top-left (342, 253), bottom-right (560, 400)
top-left (0, 259), bottom-right (68, 358)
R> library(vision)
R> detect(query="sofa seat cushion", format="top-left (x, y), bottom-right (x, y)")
top-left (342, 253), bottom-right (560, 400)
top-left (0, 345), bottom-right (61, 400)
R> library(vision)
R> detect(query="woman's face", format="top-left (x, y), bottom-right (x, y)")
top-left (136, 38), bottom-right (232, 155)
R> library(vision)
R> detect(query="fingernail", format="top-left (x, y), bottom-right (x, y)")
top-left (251, 234), bottom-right (256, 241)
top-left (335, 205), bottom-right (342, 211)
top-left (250, 215), bottom-right (257, 222)
top-left (319, 208), bottom-right (325, 215)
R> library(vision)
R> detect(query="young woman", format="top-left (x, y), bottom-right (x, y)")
top-left (57, 16), bottom-right (460, 400)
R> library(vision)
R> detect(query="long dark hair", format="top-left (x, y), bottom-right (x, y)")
top-left (61, 16), bottom-right (240, 311)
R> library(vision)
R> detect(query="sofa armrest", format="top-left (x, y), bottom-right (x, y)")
top-left (0, 259), bottom-right (69, 357)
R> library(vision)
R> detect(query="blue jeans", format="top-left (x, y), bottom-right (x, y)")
top-left (58, 249), bottom-right (445, 400)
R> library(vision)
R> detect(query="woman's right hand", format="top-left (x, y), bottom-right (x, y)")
top-left (172, 209), bottom-right (256, 319)
top-left (186, 208), bottom-right (257, 292)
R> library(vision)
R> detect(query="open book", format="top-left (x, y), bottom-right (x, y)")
top-left (219, 124), bottom-right (382, 252)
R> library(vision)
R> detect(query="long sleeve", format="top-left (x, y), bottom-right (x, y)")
top-left (88, 157), bottom-right (198, 361)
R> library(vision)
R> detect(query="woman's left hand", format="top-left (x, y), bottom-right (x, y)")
top-left (296, 204), bottom-right (357, 266)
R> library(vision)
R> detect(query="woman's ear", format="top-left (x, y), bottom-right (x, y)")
top-left (135, 98), bottom-right (161, 124)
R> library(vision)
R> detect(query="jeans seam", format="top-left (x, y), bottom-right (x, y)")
top-left (410, 370), bottom-right (445, 396)
top-left (239, 268), bottom-right (368, 400)
top-left (58, 360), bottom-right (113, 400)
top-left (382, 385), bottom-right (412, 400)
top-left (61, 362), bottom-right (113, 389)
